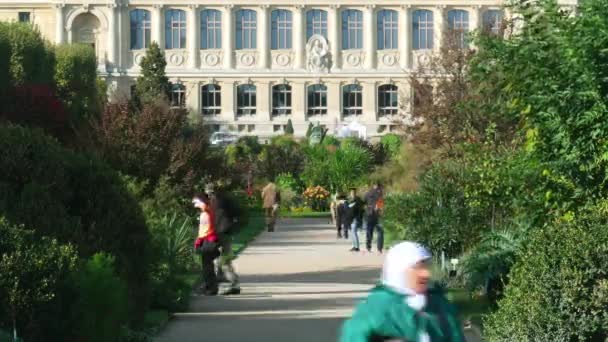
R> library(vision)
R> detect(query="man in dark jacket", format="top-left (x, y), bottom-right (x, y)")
top-left (344, 188), bottom-right (364, 252)
top-left (364, 182), bottom-right (384, 253)
top-left (206, 183), bottom-right (241, 295)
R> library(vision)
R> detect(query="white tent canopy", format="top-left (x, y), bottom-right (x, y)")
top-left (336, 120), bottom-right (367, 140)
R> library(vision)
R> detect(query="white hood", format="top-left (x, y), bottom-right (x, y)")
top-left (381, 241), bottom-right (432, 311)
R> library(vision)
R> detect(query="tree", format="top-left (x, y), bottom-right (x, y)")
top-left (305, 122), bottom-right (314, 138)
top-left (54, 44), bottom-right (101, 125)
top-left (285, 119), bottom-right (294, 135)
top-left (134, 42), bottom-right (170, 105)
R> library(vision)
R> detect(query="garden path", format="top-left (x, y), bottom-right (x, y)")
top-left (155, 217), bottom-right (384, 342)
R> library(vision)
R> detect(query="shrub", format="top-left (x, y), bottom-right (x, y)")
top-left (0, 124), bottom-right (150, 326)
top-left (0, 219), bottom-right (78, 341)
top-left (54, 44), bottom-right (100, 124)
top-left (379, 134), bottom-right (402, 160)
top-left (484, 204), bottom-right (608, 341)
top-left (72, 253), bottom-right (129, 342)
top-left (134, 42), bottom-right (170, 105)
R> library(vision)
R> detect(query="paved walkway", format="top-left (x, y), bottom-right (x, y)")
top-left (156, 217), bottom-right (384, 342)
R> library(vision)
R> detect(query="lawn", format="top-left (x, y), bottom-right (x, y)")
top-left (279, 210), bottom-right (331, 219)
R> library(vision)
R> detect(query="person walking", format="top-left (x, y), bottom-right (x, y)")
top-left (364, 182), bottom-right (384, 253)
top-left (334, 192), bottom-right (347, 238)
top-left (192, 193), bottom-right (220, 296)
top-left (206, 183), bottom-right (241, 296)
top-left (261, 181), bottom-right (280, 232)
top-left (345, 188), bottom-right (364, 252)
top-left (340, 241), bottom-right (465, 342)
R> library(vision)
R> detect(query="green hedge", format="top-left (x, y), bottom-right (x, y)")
top-left (0, 124), bottom-right (151, 327)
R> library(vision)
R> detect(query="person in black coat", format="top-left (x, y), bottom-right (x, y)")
top-left (344, 188), bottom-right (364, 252)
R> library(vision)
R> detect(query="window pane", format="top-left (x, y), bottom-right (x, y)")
top-left (448, 10), bottom-right (469, 48)
top-left (413, 10), bottom-right (433, 50)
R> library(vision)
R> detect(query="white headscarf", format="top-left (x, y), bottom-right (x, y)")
top-left (382, 241), bottom-right (432, 342)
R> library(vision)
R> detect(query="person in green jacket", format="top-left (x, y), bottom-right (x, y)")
top-left (340, 241), bottom-right (465, 342)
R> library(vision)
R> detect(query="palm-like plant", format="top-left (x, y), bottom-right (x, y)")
top-left (161, 213), bottom-right (194, 274)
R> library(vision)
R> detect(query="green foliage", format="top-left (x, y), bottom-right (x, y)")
top-left (0, 26), bottom-right (10, 95)
top-left (379, 134), bottom-right (402, 160)
top-left (0, 219), bottom-right (78, 341)
top-left (258, 135), bottom-right (305, 181)
top-left (485, 204), bottom-right (608, 341)
top-left (275, 172), bottom-right (301, 192)
top-left (0, 124), bottom-right (150, 326)
top-left (321, 135), bottom-right (340, 147)
top-left (305, 122), bottom-right (313, 138)
top-left (72, 253), bottom-right (129, 342)
top-left (54, 44), bottom-right (100, 123)
top-left (0, 22), bottom-right (54, 86)
top-left (285, 119), bottom-right (294, 134)
top-left (135, 42), bottom-right (170, 104)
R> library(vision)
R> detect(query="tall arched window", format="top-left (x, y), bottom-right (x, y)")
top-left (237, 84), bottom-right (257, 115)
top-left (448, 10), bottom-right (469, 48)
top-left (271, 10), bottom-right (292, 49)
top-left (169, 83), bottom-right (186, 107)
top-left (342, 9), bottom-right (363, 50)
top-left (201, 84), bottom-right (221, 115)
top-left (236, 10), bottom-right (257, 49)
top-left (165, 9), bottom-right (186, 49)
top-left (272, 84), bottom-right (292, 115)
top-left (483, 10), bottom-right (503, 35)
top-left (378, 84), bottom-right (399, 116)
top-left (201, 9), bottom-right (222, 49)
top-left (413, 10), bottom-right (433, 50)
top-left (342, 84), bottom-right (363, 116)
top-left (130, 9), bottom-right (151, 50)
top-left (377, 10), bottom-right (398, 50)
top-left (307, 84), bottom-right (327, 116)
top-left (306, 9), bottom-right (328, 41)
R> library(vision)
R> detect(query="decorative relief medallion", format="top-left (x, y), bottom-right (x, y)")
top-left (275, 54), bottom-right (291, 67)
top-left (240, 53), bottom-right (255, 66)
top-left (306, 35), bottom-right (330, 73)
top-left (382, 54), bottom-right (397, 66)
top-left (345, 54), bottom-right (361, 67)
top-left (205, 54), bottom-right (220, 66)
top-left (417, 53), bottom-right (432, 67)
top-left (134, 53), bottom-right (144, 66)
top-left (168, 53), bottom-right (185, 66)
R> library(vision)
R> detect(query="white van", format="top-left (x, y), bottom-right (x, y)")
top-left (210, 132), bottom-right (238, 146)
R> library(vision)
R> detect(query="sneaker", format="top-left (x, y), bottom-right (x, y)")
top-left (221, 287), bottom-right (241, 296)
top-left (366, 248), bottom-right (372, 253)
top-left (349, 247), bottom-right (360, 252)
top-left (337, 232), bottom-right (343, 238)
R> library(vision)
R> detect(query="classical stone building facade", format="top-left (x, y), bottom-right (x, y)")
top-left (0, 0), bottom-right (576, 137)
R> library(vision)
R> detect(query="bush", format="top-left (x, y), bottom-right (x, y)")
top-left (484, 204), bottom-right (608, 341)
top-left (380, 134), bottom-right (402, 160)
top-left (0, 219), bottom-right (78, 341)
top-left (0, 124), bottom-right (150, 326)
top-left (54, 44), bottom-right (100, 124)
top-left (72, 253), bottom-right (129, 342)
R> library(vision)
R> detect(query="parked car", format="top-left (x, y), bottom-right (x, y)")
top-left (210, 132), bottom-right (238, 146)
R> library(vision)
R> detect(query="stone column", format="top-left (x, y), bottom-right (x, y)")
top-left (258, 81), bottom-right (271, 120)
top-left (258, 5), bottom-right (270, 69)
top-left (107, 4), bottom-right (117, 70)
top-left (293, 5), bottom-right (305, 69)
top-left (292, 81), bottom-right (307, 127)
top-left (434, 5), bottom-right (446, 51)
top-left (223, 5), bottom-right (234, 69)
top-left (221, 80), bottom-right (236, 121)
top-left (55, 4), bottom-right (65, 44)
top-left (186, 81), bottom-right (200, 122)
top-left (152, 5), bottom-right (164, 47)
top-left (363, 80), bottom-right (377, 123)
top-left (187, 5), bottom-right (199, 68)
top-left (470, 6), bottom-right (482, 31)
top-left (399, 6), bottom-right (412, 70)
top-left (364, 5), bottom-right (376, 69)
top-left (327, 81), bottom-right (341, 120)
top-left (328, 5), bottom-right (341, 70)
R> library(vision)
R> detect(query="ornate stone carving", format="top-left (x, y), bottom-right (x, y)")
top-left (134, 52), bottom-right (145, 66)
top-left (382, 54), bottom-right (397, 67)
top-left (240, 53), bottom-right (256, 66)
top-left (345, 53), bottom-right (361, 67)
top-left (168, 53), bottom-right (185, 66)
top-left (417, 52), bottom-right (432, 67)
top-left (204, 53), bottom-right (220, 66)
top-left (275, 53), bottom-right (291, 67)
top-left (82, 3), bottom-right (90, 12)
top-left (306, 35), bottom-right (330, 73)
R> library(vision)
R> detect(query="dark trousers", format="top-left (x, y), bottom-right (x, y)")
top-left (200, 246), bottom-right (219, 292)
top-left (365, 214), bottom-right (384, 252)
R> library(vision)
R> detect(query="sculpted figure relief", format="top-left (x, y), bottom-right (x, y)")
top-left (307, 35), bottom-right (330, 73)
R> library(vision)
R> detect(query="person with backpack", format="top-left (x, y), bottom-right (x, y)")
top-left (344, 188), bottom-right (365, 252)
top-left (192, 193), bottom-right (220, 296)
top-left (335, 192), bottom-right (348, 239)
top-left (364, 182), bottom-right (385, 253)
top-left (206, 183), bottom-right (241, 296)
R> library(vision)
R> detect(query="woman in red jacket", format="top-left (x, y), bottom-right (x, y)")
top-left (193, 193), bottom-right (220, 295)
